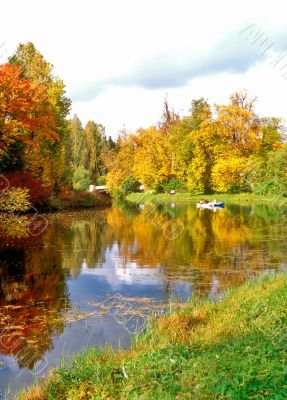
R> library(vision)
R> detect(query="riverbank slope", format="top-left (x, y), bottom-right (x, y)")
top-left (17, 273), bottom-right (287, 400)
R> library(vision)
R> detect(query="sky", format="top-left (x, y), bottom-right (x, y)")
top-left (1, 0), bottom-right (287, 138)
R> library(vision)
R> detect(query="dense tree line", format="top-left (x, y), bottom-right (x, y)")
top-left (105, 93), bottom-right (286, 196)
top-left (66, 115), bottom-right (114, 191)
top-left (0, 42), bottom-right (114, 209)
top-left (1, 42), bottom-right (286, 208)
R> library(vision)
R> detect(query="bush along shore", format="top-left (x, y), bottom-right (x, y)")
top-left (17, 273), bottom-right (287, 400)
top-left (47, 190), bottom-right (111, 211)
top-left (0, 172), bottom-right (111, 214)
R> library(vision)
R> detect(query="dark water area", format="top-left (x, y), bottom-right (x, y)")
top-left (0, 201), bottom-right (286, 398)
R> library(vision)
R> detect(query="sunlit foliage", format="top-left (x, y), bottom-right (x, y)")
top-left (0, 188), bottom-right (30, 212)
top-left (105, 92), bottom-right (285, 195)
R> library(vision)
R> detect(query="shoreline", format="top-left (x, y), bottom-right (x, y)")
top-left (126, 192), bottom-right (287, 205)
top-left (16, 273), bottom-right (287, 400)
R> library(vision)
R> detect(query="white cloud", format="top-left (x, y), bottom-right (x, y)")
top-left (1, 0), bottom-right (287, 136)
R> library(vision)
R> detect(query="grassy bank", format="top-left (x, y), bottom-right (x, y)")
top-left (126, 192), bottom-right (287, 205)
top-left (17, 274), bottom-right (287, 400)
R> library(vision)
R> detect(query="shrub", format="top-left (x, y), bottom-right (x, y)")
top-left (0, 187), bottom-right (31, 212)
top-left (121, 176), bottom-right (141, 195)
top-left (162, 178), bottom-right (187, 193)
top-left (3, 172), bottom-right (51, 207)
top-left (113, 188), bottom-right (125, 200)
top-left (253, 181), bottom-right (275, 195)
top-left (70, 191), bottom-right (99, 208)
top-left (0, 214), bottom-right (30, 238)
top-left (48, 190), bottom-right (110, 210)
top-left (96, 176), bottom-right (106, 186)
top-left (72, 166), bottom-right (91, 192)
top-left (155, 183), bottom-right (164, 193)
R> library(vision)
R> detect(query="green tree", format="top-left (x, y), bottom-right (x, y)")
top-left (259, 117), bottom-right (284, 156)
top-left (72, 166), bottom-right (91, 191)
top-left (263, 145), bottom-right (287, 195)
top-left (65, 115), bottom-right (88, 186)
top-left (84, 121), bottom-right (107, 182)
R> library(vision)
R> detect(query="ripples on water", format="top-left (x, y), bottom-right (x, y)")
top-left (0, 201), bottom-right (286, 397)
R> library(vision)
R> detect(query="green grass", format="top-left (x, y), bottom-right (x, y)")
top-left (126, 192), bottom-right (287, 205)
top-left (17, 273), bottom-right (287, 400)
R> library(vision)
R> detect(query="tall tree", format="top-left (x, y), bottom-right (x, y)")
top-left (0, 63), bottom-right (57, 155)
top-left (189, 97), bottom-right (211, 130)
top-left (85, 121), bottom-right (107, 181)
top-left (159, 96), bottom-right (179, 131)
top-left (65, 115), bottom-right (88, 187)
top-left (186, 99), bottom-right (214, 193)
top-left (9, 42), bottom-right (71, 188)
top-left (133, 126), bottom-right (173, 190)
top-left (105, 133), bottom-right (136, 193)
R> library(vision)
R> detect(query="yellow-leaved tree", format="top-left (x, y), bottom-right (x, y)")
top-left (215, 91), bottom-right (261, 158)
top-left (186, 100), bottom-right (216, 193)
top-left (211, 157), bottom-right (249, 193)
top-left (132, 126), bottom-right (172, 191)
top-left (105, 133), bottom-right (136, 193)
top-left (210, 91), bottom-right (261, 192)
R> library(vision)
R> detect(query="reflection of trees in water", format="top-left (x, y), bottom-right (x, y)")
top-left (55, 210), bottom-right (108, 275)
top-left (104, 203), bottom-right (287, 293)
top-left (0, 229), bottom-right (67, 369)
top-left (0, 214), bottom-right (30, 239)
top-left (0, 204), bottom-right (286, 368)
top-left (0, 210), bottom-right (108, 369)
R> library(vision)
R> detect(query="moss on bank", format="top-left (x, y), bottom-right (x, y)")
top-left (17, 274), bottom-right (287, 400)
top-left (126, 192), bottom-right (287, 205)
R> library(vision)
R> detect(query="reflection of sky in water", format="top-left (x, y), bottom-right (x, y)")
top-left (1, 243), bottom-right (193, 398)
top-left (1, 203), bottom-right (286, 398)
top-left (81, 243), bottom-right (164, 289)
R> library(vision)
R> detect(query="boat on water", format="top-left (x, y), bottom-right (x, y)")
top-left (196, 200), bottom-right (224, 209)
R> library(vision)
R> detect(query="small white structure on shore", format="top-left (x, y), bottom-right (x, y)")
top-left (89, 185), bottom-right (106, 192)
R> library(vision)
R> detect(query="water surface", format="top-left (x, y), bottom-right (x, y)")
top-left (0, 201), bottom-right (286, 397)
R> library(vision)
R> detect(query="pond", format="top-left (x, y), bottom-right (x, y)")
top-left (0, 201), bottom-right (286, 398)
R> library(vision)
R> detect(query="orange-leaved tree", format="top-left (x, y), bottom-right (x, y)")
top-left (0, 63), bottom-right (57, 156)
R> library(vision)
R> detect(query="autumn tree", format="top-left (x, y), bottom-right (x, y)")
top-left (159, 96), bottom-right (179, 131)
top-left (230, 90), bottom-right (257, 112)
top-left (215, 105), bottom-right (260, 158)
top-left (186, 100), bottom-right (215, 193)
top-left (8, 42), bottom-right (71, 188)
top-left (211, 92), bottom-right (262, 192)
top-left (0, 63), bottom-right (57, 155)
top-left (189, 97), bottom-right (211, 129)
top-left (211, 157), bottom-right (250, 193)
top-left (167, 116), bottom-right (194, 184)
top-left (133, 126), bottom-right (173, 191)
top-left (105, 133), bottom-right (137, 193)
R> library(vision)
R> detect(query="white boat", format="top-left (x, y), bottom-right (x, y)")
top-left (196, 201), bottom-right (224, 209)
